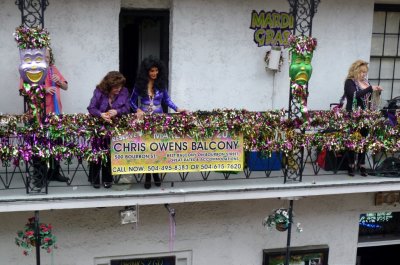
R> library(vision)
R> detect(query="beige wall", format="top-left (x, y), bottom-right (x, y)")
top-left (0, 194), bottom-right (398, 265)
top-left (0, 0), bottom-right (385, 114)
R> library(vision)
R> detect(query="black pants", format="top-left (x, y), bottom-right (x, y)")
top-left (88, 136), bottom-right (112, 185)
top-left (47, 158), bottom-right (61, 179)
top-left (348, 127), bottom-right (368, 166)
top-left (88, 158), bottom-right (112, 185)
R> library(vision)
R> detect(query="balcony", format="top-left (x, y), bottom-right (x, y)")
top-left (1, 109), bottom-right (400, 212)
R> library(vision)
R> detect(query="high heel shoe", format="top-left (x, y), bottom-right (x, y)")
top-left (359, 167), bottom-right (368, 177)
top-left (348, 165), bottom-right (355, 177)
top-left (144, 174), bottom-right (151, 189)
top-left (153, 173), bottom-right (161, 187)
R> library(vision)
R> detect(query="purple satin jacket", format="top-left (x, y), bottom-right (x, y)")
top-left (130, 87), bottom-right (178, 114)
top-left (87, 87), bottom-right (131, 117)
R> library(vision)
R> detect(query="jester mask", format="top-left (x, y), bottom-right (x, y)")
top-left (19, 48), bottom-right (48, 85)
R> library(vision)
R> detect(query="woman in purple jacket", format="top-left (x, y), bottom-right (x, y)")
top-left (130, 57), bottom-right (186, 189)
top-left (88, 71), bottom-right (131, 188)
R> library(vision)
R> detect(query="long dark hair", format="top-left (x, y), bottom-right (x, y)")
top-left (134, 56), bottom-right (167, 96)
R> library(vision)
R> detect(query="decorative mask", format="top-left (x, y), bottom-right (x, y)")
top-left (19, 48), bottom-right (48, 85)
top-left (287, 35), bottom-right (317, 85)
top-left (289, 52), bottom-right (313, 85)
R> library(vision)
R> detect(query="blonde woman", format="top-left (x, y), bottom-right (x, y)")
top-left (343, 60), bottom-right (383, 176)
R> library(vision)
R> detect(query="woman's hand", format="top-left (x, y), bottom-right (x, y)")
top-left (46, 86), bottom-right (57, 95)
top-left (177, 108), bottom-right (189, 114)
top-left (372, 85), bottom-right (383, 91)
top-left (100, 112), bottom-right (112, 123)
top-left (51, 74), bottom-right (68, 90)
top-left (107, 109), bottom-right (118, 118)
top-left (136, 109), bottom-right (145, 119)
top-left (51, 74), bottom-right (61, 84)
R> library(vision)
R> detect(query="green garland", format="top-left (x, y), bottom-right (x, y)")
top-left (0, 109), bottom-right (398, 163)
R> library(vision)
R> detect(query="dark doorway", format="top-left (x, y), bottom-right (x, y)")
top-left (119, 9), bottom-right (170, 91)
top-left (357, 244), bottom-right (400, 265)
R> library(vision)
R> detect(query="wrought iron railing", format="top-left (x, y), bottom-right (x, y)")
top-left (0, 109), bottom-right (399, 194)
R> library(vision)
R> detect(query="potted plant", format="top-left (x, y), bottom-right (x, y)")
top-left (262, 208), bottom-right (303, 232)
top-left (15, 217), bottom-right (57, 255)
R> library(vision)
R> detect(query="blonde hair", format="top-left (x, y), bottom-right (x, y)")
top-left (346, 60), bottom-right (369, 80)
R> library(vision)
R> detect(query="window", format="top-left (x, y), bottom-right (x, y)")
top-left (359, 211), bottom-right (400, 240)
top-left (370, 4), bottom-right (400, 102)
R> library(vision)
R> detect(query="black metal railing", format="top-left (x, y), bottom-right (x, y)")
top-left (0, 109), bottom-right (399, 194)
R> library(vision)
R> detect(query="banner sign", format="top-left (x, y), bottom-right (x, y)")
top-left (111, 131), bottom-right (244, 174)
top-left (250, 10), bottom-right (294, 47)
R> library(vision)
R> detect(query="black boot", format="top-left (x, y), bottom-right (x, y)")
top-left (348, 165), bottom-right (355, 177)
top-left (89, 162), bottom-right (101, 188)
top-left (153, 173), bottom-right (161, 187)
top-left (31, 159), bottom-right (47, 189)
top-left (48, 160), bottom-right (69, 182)
top-left (102, 159), bottom-right (113, 188)
top-left (144, 174), bottom-right (151, 189)
top-left (359, 166), bottom-right (368, 177)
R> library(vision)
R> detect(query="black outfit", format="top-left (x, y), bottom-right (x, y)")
top-left (344, 79), bottom-right (372, 167)
top-left (88, 137), bottom-right (113, 188)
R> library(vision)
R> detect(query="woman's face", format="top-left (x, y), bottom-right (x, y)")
top-left (148, 67), bottom-right (159, 80)
top-left (357, 66), bottom-right (368, 81)
top-left (110, 85), bottom-right (122, 96)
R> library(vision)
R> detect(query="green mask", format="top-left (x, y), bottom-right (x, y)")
top-left (289, 52), bottom-right (313, 85)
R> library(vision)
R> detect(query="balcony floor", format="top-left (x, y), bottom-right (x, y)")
top-left (1, 162), bottom-right (400, 212)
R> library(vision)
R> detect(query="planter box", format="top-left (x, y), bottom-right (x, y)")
top-left (246, 151), bottom-right (282, 171)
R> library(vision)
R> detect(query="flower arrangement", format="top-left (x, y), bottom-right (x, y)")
top-left (263, 208), bottom-right (303, 232)
top-left (15, 217), bottom-right (57, 255)
top-left (288, 34), bottom-right (317, 55)
top-left (13, 25), bottom-right (51, 49)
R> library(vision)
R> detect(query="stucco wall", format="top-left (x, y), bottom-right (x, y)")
top-left (0, 194), bottom-right (398, 265)
top-left (0, 0), bottom-right (380, 114)
top-left (169, 0), bottom-right (376, 111)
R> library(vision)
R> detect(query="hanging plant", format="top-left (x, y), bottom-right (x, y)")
top-left (262, 208), bottom-right (303, 232)
top-left (15, 217), bottom-right (57, 256)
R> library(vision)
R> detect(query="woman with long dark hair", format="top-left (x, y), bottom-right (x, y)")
top-left (130, 56), bottom-right (187, 189)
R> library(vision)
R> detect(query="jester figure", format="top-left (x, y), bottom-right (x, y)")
top-left (288, 34), bottom-right (317, 123)
top-left (14, 26), bottom-right (50, 121)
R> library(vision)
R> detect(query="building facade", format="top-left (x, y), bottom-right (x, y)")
top-left (1, 0), bottom-right (400, 265)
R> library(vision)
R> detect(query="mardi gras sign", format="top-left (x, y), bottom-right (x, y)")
top-left (250, 10), bottom-right (294, 47)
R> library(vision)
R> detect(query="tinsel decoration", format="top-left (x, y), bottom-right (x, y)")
top-left (19, 83), bottom-right (46, 123)
top-left (291, 81), bottom-right (309, 125)
top-left (288, 34), bottom-right (317, 55)
top-left (13, 26), bottom-right (51, 49)
top-left (0, 109), bottom-right (398, 164)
